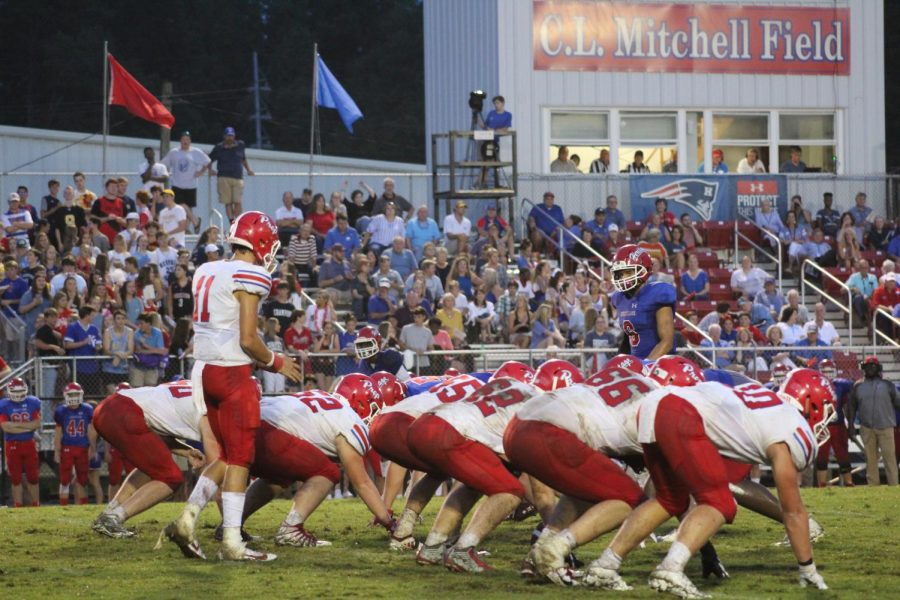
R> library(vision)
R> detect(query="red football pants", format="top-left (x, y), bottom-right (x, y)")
top-left (251, 422), bottom-right (340, 486)
top-left (200, 363), bottom-right (260, 467)
top-left (107, 445), bottom-right (135, 487)
top-left (60, 445), bottom-right (89, 487)
top-left (5, 440), bottom-right (39, 485)
top-left (815, 423), bottom-right (851, 470)
top-left (369, 412), bottom-right (434, 473)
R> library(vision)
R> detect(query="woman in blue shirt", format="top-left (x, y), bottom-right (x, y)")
top-left (19, 273), bottom-right (52, 337)
top-left (530, 302), bottom-right (566, 349)
top-left (679, 254), bottom-right (710, 300)
top-left (447, 256), bottom-right (481, 300)
top-left (666, 225), bottom-right (688, 270)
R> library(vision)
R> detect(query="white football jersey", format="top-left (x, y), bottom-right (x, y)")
top-left (515, 374), bottom-right (659, 456)
top-left (431, 378), bottom-right (539, 454)
top-left (191, 259), bottom-right (272, 366)
top-left (120, 381), bottom-right (202, 442)
top-left (260, 391), bottom-right (370, 458)
top-left (637, 381), bottom-right (817, 470)
top-left (380, 374), bottom-right (484, 419)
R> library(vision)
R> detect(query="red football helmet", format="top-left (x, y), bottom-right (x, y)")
top-left (818, 359), bottom-right (837, 380)
top-left (63, 382), bottom-right (84, 407)
top-left (778, 368), bottom-right (837, 447)
top-left (647, 355), bottom-right (704, 387)
top-left (533, 359), bottom-right (584, 391)
top-left (490, 361), bottom-right (535, 384)
top-left (354, 326), bottom-right (384, 361)
top-left (227, 211), bottom-right (281, 273)
top-left (771, 363), bottom-right (791, 386)
top-left (7, 377), bottom-right (27, 402)
top-left (115, 382), bottom-right (132, 392)
top-left (611, 244), bottom-right (652, 293)
top-left (444, 368), bottom-right (461, 377)
top-left (603, 354), bottom-right (647, 376)
top-left (371, 371), bottom-right (407, 407)
top-left (333, 374), bottom-right (382, 424)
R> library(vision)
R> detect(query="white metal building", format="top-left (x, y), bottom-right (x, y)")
top-left (424, 0), bottom-right (884, 177)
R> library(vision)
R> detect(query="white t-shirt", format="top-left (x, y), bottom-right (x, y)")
top-left (150, 247), bottom-right (179, 281)
top-left (260, 392), bottom-right (370, 458)
top-left (443, 214), bottom-right (472, 238)
top-left (430, 378), bottom-right (539, 454)
top-left (158, 204), bottom-right (188, 247)
top-left (137, 160), bottom-right (170, 192)
top-left (380, 374), bottom-right (484, 419)
top-left (637, 381), bottom-right (817, 470)
top-left (121, 381), bottom-right (202, 442)
top-left (162, 147), bottom-right (211, 189)
top-left (804, 320), bottom-right (839, 345)
top-left (275, 206), bottom-right (304, 225)
top-left (736, 158), bottom-right (767, 174)
top-left (108, 249), bottom-right (132, 266)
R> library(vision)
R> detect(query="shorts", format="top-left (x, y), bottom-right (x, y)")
top-left (60, 445), bottom-right (90, 487)
top-left (643, 394), bottom-right (737, 523)
top-left (407, 414), bottom-right (524, 498)
top-left (251, 422), bottom-right (340, 486)
top-left (5, 440), bottom-right (39, 485)
top-left (503, 418), bottom-right (644, 507)
top-left (198, 363), bottom-right (261, 467)
top-left (369, 412), bottom-right (434, 473)
top-left (93, 393), bottom-right (184, 489)
top-left (172, 186), bottom-right (197, 208)
top-left (216, 177), bottom-right (244, 205)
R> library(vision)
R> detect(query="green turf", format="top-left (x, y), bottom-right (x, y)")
top-left (0, 486), bottom-right (896, 599)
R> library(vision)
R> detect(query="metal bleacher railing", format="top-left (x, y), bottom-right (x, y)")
top-left (801, 259), bottom-right (855, 346)
top-left (872, 307), bottom-right (900, 348)
top-left (733, 219), bottom-right (783, 295)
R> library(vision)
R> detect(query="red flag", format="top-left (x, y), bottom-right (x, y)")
top-left (107, 54), bottom-right (174, 129)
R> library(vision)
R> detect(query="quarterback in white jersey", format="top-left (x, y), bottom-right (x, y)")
top-left (164, 211), bottom-right (301, 563)
top-left (92, 381), bottom-right (213, 538)
top-left (589, 368), bottom-right (834, 597)
top-left (242, 390), bottom-right (396, 547)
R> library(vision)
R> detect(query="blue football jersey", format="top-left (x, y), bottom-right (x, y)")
top-left (405, 375), bottom-right (447, 397)
top-left (470, 371), bottom-right (493, 383)
top-left (702, 369), bottom-right (757, 388)
top-left (831, 378), bottom-right (852, 425)
top-left (611, 281), bottom-right (676, 359)
top-left (54, 403), bottom-right (93, 447)
top-left (0, 396), bottom-right (41, 441)
top-left (357, 349), bottom-right (405, 377)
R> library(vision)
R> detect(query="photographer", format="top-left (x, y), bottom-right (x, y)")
top-left (479, 94), bottom-right (511, 187)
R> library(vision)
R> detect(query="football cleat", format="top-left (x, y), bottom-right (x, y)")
top-left (648, 568), bottom-right (710, 599)
top-left (214, 524), bottom-right (261, 543)
top-left (92, 513), bottom-right (135, 539)
top-left (701, 557), bottom-right (730, 580)
top-left (415, 542), bottom-right (447, 566)
top-left (389, 533), bottom-right (418, 551)
top-left (443, 546), bottom-right (493, 573)
top-left (218, 542), bottom-right (277, 562)
top-left (274, 523), bottom-right (332, 547)
top-left (156, 521), bottom-right (206, 560)
top-left (582, 562), bottom-right (633, 591)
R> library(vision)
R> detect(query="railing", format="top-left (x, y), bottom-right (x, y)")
top-left (520, 196), bottom-right (612, 274)
top-left (733, 219), bottom-right (783, 295)
top-left (872, 307), bottom-right (900, 348)
top-left (0, 310), bottom-right (28, 364)
top-left (801, 259), bottom-right (854, 346)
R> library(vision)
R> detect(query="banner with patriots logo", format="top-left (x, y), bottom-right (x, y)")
top-left (629, 175), bottom-right (787, 222)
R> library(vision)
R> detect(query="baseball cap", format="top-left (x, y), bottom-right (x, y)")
top-left (543, 191), bottom-right (555, 198)
top-left (179, 130), bottom-right (191, 138)
top-left (712, 149), bottom-right (724, 158)
top-left (330, 243), bottom-right (344, 252)
top-left (204, 244), bottom-right (219, 254)
top-left (224, 126), bottom-right (236, 136)
top-left (765, 277), bottom-right (775, 285)
top-left (486, 204), bottom-right (497, 211)
top-left (162, 189), bottom-right (175, 197)
top-left (15, 239), bottom-right (28, 248)
top-left (125, 212), bottom-right (139, 220)
top-left (881, 274), bottom-right (896, 284)
top-left (594, 208), bottom-right (605, 216)
top-left (456, 201), bottom-right (467, 208)
top-left (378, 278), bottom-right (391, 288)
top-left (8, 192), bottom-right (20, 202)
top-left (607, 223), bottom-right (619, 232)
top-left (806, 323), bottom-right (819, 333)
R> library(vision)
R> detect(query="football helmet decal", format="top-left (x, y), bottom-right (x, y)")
top-left (371, 371), bottom-right (407, 407)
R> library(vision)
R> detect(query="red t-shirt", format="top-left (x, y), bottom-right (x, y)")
top-left (92, 196), bottom-right (125, 244)
top-left (308, 211), bottom-right (335, 237)
top-left (871, 284), bottom-right (900, 311)
top-left (283, 326), bottom-right (313, 352)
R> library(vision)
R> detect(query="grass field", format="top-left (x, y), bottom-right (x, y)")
top-left (1, 486), bottom-right (897, 599)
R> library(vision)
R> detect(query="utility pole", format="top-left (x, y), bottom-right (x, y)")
top-left (250, 51), bottom-right (272, 149)
top-left (160, 81), bottom-right (173, 157)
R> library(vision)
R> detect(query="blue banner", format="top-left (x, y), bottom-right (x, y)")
top-left (629, 175), bottom-right (787, 222)
top-left (316, 56), bottom-right (363, 133)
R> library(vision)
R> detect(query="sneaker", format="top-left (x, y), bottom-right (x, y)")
top-left (156, 521), bottom-right (206, 560)
top-left (389, 533), bottom-right (417, 551)
top-left (582, 561), bottom-right (633, 591)
top-left (218, 541), bottom-right (277, 562)
top-left (443, 546), bottom-right (493, 573)
top-left (648, 568), bottom-right (710, 599)
top-left (214, 524), bottom-right (261, 543)
top-left (274, 523), bottom-right (332, 547)
top-left (92, 513), bottom-right (135, 539)
top-left (533, 532), bottom-right (571, 577)
top-left (415, 542), bottom-right (446, 566)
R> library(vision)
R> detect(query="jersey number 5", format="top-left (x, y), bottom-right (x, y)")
top-left (193, 275), bottom-right (215, 323)
top-left (622, 319), bottom-right (640, 349)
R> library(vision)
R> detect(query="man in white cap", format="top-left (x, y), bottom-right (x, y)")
top-left (367, 278), bottom-right (396, 324)
top-left (2, 193), bottom-right (34, 246)
top-left (120, 213), bottom-right (144, 252)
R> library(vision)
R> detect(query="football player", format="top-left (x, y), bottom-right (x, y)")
top-left (370, 371), bottom-right (488, 549)
top-left (240, 375), bottom-right (396, 546)
top-left (353, 326), bottom-right (410, 381)
top-left (106, 383), bottom-right (136, 499)
top-left (586, 369), bottom-right (833, 596)
top-left (816, 359), bottom-right (854, 487)
top-left (92, 380), bottom-right (212, 538)
top-left (0, 378), bottom-right (42, 507)
top-left (163, 211), bottom-right (301, 562)
top-left (408, 360), bottom-right (573, 572)
top-left (609, 244), bottom-right (676, 360)
top-left (54, 383), bottom-right (97, 506)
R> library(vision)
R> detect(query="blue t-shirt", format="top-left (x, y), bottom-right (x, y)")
top-left (367, 295), bottom-right (391, 324)
top-left (583, 219), bottom-right (608, 238)
top-left (336, 331), bottom-right (357, 376)
top-left (530, 319), bottom-right (557, 349)
top-left (832, 378), bottom-right (852, 424)
top-left (611, 281), bottom-right (677, 359)
top-left (324, 227), bottom-right (361, 254)
top-left (529, 204), bottom-right (564, 237)
top-left (208, 141), bottom-right (247, 179)
top-left (405, 219), bottom-right (441, 256)
top-left (484, 110), bottom-right (512, 132)
top-left (0, 396), bottom-right (41, 441)
top-left (887, 235), bottom-right (900, 258)
top-left (680, 270), bottom-right (708, 295)
top-left (793, 339), bottom-right (832, 364)
top-left (605, 208), bottom-right (626, 230)
top-left (54, 403), bottom-right (93, 447)
top-left (64, 321), bottom-right (102, 373)
top-left (356, 348), bottom-right (404, 376)
top-left (0, 276), bottom-right (29, 317)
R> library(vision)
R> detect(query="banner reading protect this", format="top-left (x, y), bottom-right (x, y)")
top-left (533, 2), bottom-right (850, 75)
top-left (629, 175), bottom-right (788, 223)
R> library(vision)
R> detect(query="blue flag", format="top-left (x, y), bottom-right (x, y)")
top-left (316, 56), bottom-right (363, 133)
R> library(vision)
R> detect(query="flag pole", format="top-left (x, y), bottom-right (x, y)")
top-left (308, 43), bottom-right (318, 190)
top-left (102, 40), bottom-right (109, 181)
